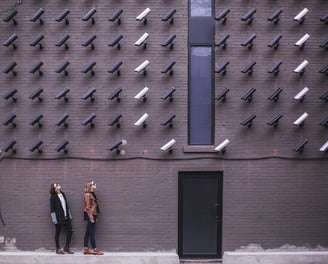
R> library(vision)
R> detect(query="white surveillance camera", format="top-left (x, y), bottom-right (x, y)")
top-left (134, 60), bottom-right (150, 73)
top-left (293, 60), bottom-right (308, 74)
top-left (136, 8), bottom-right (151, 22)
top-left (134, 113), bottom-right (149, 127)
top-left (160, 139), bottom-right (176, 152)
top-left (135, 33), bottom-right (149, 47)
top-left (294, 33), bottom-right (310, 48)
top-left (294, 87), bottom-right (309, 101)
top-left (319, 140), bottom-right (328, 152)
top-left (293, 112), bottom-right (309, 126)
top-left (214, 139), bottom-right (230, 152)
top-left (293, 8), bottom-right (309, 22)
top-left (134, 87), bottom-right (149, 100)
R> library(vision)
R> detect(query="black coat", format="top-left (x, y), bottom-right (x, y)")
top-left (50, 192), bottom-right (72, 225)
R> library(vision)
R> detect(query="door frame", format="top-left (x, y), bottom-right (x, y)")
top-left (178, 171), bottom-right (223, 259)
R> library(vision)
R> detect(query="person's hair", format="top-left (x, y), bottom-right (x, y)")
top-left (49, 183), bottom-right (57, 194)
top-left (84, 181), bottom-right (95, 193)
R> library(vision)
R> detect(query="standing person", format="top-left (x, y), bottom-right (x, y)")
top-left (49, 183), bottom-right (74, 254)
top-left (83, 181), bottom-right (104, 255)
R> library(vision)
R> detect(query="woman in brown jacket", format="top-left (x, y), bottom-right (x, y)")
top-left (83, 181), bottom-right (103, 255)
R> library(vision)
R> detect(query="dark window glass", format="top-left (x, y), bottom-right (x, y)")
top-left (190, 0), bottom-right (212, 16)
top-left (189, 46), bottom-right (213, 145)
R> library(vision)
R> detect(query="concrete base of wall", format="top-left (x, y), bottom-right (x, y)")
top-left (0, 251), bottom-right (179, 264)
top-left (223, 251), bottom-right (328, 264)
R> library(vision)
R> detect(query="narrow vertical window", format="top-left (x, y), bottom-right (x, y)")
top-left (189, 46), bottom-right (213, 145)
top-left (190, 0), bottom-right (212, 17)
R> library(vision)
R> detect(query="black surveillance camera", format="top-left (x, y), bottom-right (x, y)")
top-left (215, 88), bottom-right (230, 102)
top-left (267, 113), bottom-right (283, 127)
top-left (55, 61), bottom-right (70, 75)
top-left (241, 114), bottom-right (256, 128)
top-left (81, 113), bottom-right (96, 128)
top-left (81, 87), bottom-right (96, 102)
top-left (82, 8), bottom-right (96, 24)
top-left (30, 34), bottom-right (44, 49)
top-left (161, 61), bottom-right (176, 75)
top-left (29, 114), bottom-right (43, 127)
top-left (108, 113), bottom-right (122, 128)
top-left (29, 61), bottom-right (44, 76)
top-left (30, 8), bottom-right (44, 24)
top-left (2, 113), bottom-right (17, 127)
top-left (55, 140), bottom-right (69, 153)
top-left (160, 113), bottom-right (176, 127)
top-left (81, 62), bottom-right (96, 75)
top-left (56, 34), bottom-right (70, 49)
top-left (108, 88), bottom-right (123, 102)
top-left (3, 33), bottom-right (18, 49)
top-left (29, 88), bottom-right (44, 102)
top-left (241, 88), bottom-right (256, 103)
top-left (3, 88), bottom-right (18, 102)
top-left (161, 87), bottom-right (176, 102)
top-left (29, 140), bottom-right (43, 153)
top-left (55, 113), bottom-right (69, 128)
top-left (3, 61), bottom-right (17, 76)
top-left (108, 34), bottom-right (123, 49)
top-left (241, 61), bottom-right (256, 75)
top-left (56, 9), bottom-right (70, 24)
top-left (55, 88), bottom-right (70, 102)
top-left (3, 140), bottom-right (17, 153)
top-left (109, 9), bottom-right (123, 24)
top-left (161, 8), bottom-right (176, 24)
top-left (267, 88), bottom-right (283, 103)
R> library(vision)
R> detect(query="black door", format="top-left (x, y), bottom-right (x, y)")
top-left (178, 171), bottom-right (223, 258)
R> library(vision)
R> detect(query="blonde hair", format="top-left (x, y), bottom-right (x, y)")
top-left (84, 181), bottom-right (95, 193)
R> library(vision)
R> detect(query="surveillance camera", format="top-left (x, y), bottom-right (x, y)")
top-left (241, 61), bottom-right (256, 75)
top-left (56, 8), bottom-right (70, 24)
top-left (267, 113), bottom-right (283, 127)
top-left (162, 34), bottom-right (176, 49)
top-left (108, 113), bottom-right (122, 128)
top-left (55, 140), bottom-right (69, 153)
top-left (3, 88), bottom-right (18, 102)
top-left (215, 34), bottom-right (230, 49)
top-left (3, 140), bottom-right (16, 153)
top-left (160, 113), bottom-right (176, 127)
top-left (30, 8), bottom-right (44, 24)
top-left (215, 88), bottom-right (230, 102)
top-left (241, 33), bottom-right (256, 49)
top-left (294, 87), bottom-right (309, 102)
top-left (161, 61), bottom-right (176, 75)
top-left (108, 139), bottom-right (127, 154)
top-left (293, 112), bottom-right (309, 127)
top-left (268, 60), bottom-right (283, 75)
top-left (241, 114), bottom-right (256, 127)
top-left (293, 8), bottom-right (309, 23)
top-left (320, 13), bottom-right (328, 24)
top-left (108, 34), bottom-right (123, 49)
top-left (82, 7), bottom-right (96, 23)
top-left (241, 88), bottom-right (256, 102)
top-left (109, 9), bottom-right (123, 24)
top-left (3, 33), bottom-right (18, 49)
top-left (81, 113), bottom-right (96, 127)
top-left (161, 87), bottom-right (176, 101)
top-left (108, 88), bottom-right (123, 102)
top-left (135, 32), bottom-right (149, 48)
top-left (293, 139), bottom-right (308, 153)
top-left (3, 113), bottom-right (17, 127)
top-left (319, 117), bottom-right (328, 127)
top-left (134, 113), bottom-right (149, 127)
top-left (82, 34), bottom-right (96, 49)
top-left (82, 62), bottom-right (96, 75)
top-left (134, 60), bottom-right (150, 74)
top-left (294, 33), bottom-right (310, 49)
top-left (214, 139), bottom-right (230, 152)
top-left (241, 8), bottom-right (256, 24)
top-left (3, 9), bottom-right (17, 24)
top-left (3, 61), bottom-right (17, 75)
top-left (30, 34), bottom-right (44, 49)
top-left (29, 114), bottom-right (43, 127)
top-left (268, 34), bottom-right (282, 49)
top-left (319, 38), bottom-right (328, 49)
top-left (136, 7), bottom-right (151, 23)
top-left (56, 33), bottom-right (70, 49)
top-left (319, 140), bottom-right (328, 152)
top-left (215, 8), bottom-right (230, 23)
top-left (160, 139), bottom-right (176, 153)
top-left (267, 8), bottom-right (283, 24)
top-left (29, 61), bottom-right (43, 75)
top-left (319, 91), bottom-right (328, 102)
top-left (108, 61), bottom-right (123, 75)
top-left (267, 87), bottom-right (283, 103)
top-left (29, 140), bottom-right (43, 153)
top-left (293, 60), bottom-right (308, 75)
top-left (162, 8), bottom-right (176, 24)
top-left (134, 87), bottom-right (149, 101)
top-left (319, 64), bottom-right (328, 75)
top-left (55, 88), bottom-right (70, 102)
top-left (55, 113), bottom-right (69, 127)
top-left (55, 61), bottom-right (70, 75)
top-left (215, 61), bottom-right (230, 75)
top-left (81, 87), bottom-right (96, 102)
top-left (29, 88), bottom-right (43, 101)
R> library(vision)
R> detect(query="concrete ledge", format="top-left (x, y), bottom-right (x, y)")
top-left (223, 251), bottom-right (328, 264)
top-left (0, 251), bottom-right (179, 264)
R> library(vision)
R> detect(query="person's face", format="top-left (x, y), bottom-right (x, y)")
top-left (54, 183), bottom-right (61, 193)
top-left (91, 181), bottom-right (96, 190)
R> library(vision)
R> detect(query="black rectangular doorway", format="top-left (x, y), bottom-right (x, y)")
top-left (178, 171), bottom-right (223, 258)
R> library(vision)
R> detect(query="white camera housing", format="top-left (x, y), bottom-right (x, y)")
top-left (319, 140), bottom-right (328, 152)
top-left (293, 60), bottom-right (309, 73)
top-left (295, 33), bottom-right (310, 47)
top-left (294, 87), bottom-right (309, 100)
top-left (134, 113), bottom-right (149, 126)
top-left (134, 87), bottom-right (149, 100)
top-left (293, 112), bottom-right (309, 126)
top-left (134, 60), bottom-right (150, 73)
top-left (160, 139), bottom-right (176, 152)
top-left (294, 8), bottom-right (309, 22)
top-left (135, 33), bottom-right (149, 46)
top-left (136, 7), bottom-right (151, 21)
top-left (214, 139), bottom-right (230, 152)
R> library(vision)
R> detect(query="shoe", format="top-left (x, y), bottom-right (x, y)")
top-left (92, 248), bottom-right (104, 255)
top-left (63, 247), bottom-right (74, 254)
top-left (56, 248), bottom-right (64, 255)
top-left (83, 247), bottom-right (92, 255)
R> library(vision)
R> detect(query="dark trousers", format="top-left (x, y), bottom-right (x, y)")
top-left (55, 219), bottom-right (73, 249)
top-left (84, 215), bottom-right (97, 249)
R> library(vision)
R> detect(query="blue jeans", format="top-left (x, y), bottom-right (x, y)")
top-left (84, 215), bottom-right (97, 249)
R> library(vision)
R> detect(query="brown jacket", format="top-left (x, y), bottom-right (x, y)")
top-left (84, 192), bottom-right (98, 222)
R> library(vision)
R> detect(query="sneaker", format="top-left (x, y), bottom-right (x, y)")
top-left (92, 248), bottom-right (104, 255)
top-left (56, 248), bottom-right (64, 255)
top-left (63, 247), bottom-right (74, 254)
top-left (83, 247), bottom-right (92, 255)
